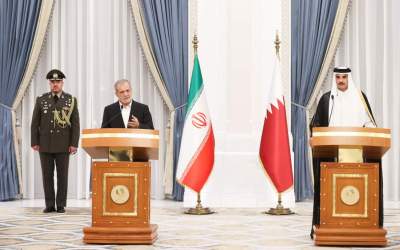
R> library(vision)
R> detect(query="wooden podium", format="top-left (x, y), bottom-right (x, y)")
top-left (310, 127), bottom-right (391, 246)
top-left (81, 128), bottom-right (159, 244)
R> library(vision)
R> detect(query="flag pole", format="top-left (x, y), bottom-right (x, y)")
top-left (265, 31), bottom-right (294, 216)
top-left (184, 34), bottom-right (214, 215)
top-left (184, 191), bottom-right (214, 215)
top-left (265, 192), bottom-right (294, 215)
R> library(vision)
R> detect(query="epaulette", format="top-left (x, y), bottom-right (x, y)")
top-left (38, 92), bottom-right (50, 99)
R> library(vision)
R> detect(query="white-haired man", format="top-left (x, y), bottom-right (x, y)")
top-left (101, 79), bottom-right (154, 129)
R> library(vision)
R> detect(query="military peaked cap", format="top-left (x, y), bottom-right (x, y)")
top-left (46, 69), bottom-right (66, 80)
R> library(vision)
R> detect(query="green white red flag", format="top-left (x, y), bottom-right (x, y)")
top-left (176, 54), bottom-right (215, 193)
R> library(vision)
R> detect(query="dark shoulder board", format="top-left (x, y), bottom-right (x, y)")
top-left (37, 92), bottom-right (51, 102)
top-left (61, 92), bottom-right (76, 104)
top-left (61, 92), bottom-right (73, 98)
top-left (39, 92), bottom-right (50, 98)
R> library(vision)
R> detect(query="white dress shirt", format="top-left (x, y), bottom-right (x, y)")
top-left (120, 101), bottom-right (132, 128)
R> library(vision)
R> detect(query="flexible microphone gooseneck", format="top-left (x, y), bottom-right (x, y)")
top-left (102, 108), bottom-right (122, 128)
top-left (328, 95), bottom-right (335, 126)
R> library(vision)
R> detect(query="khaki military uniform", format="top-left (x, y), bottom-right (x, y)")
top-left (31, 91), bottom-right (80, 209)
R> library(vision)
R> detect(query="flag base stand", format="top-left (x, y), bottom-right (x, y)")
top-left (264, 206), bottom-right (294, 215)
top-left (184, 193), bottom-right (215, 215)
top-left (264, 193), bottom-right (294, 215)
top-left (184, 206), bottom-right (214, 215)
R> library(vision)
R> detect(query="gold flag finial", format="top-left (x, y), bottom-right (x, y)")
top-left (274, 30), bottom-right (281, 58)
top-left (193, 34), bottom-right (199, 54)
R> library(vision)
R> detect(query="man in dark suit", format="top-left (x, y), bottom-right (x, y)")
top-left (31, 69), bottom-right (80, 213)
top-left (101, 79), bottom-right (154, 129)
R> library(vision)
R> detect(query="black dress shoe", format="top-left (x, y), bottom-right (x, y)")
top-left (43, 207), bottom-right (56, 213)
top-left (57, 207), bottom-right (65, 213)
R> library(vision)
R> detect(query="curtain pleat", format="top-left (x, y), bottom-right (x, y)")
top-left (291, 0), bottom-right (341, 201)
top-left (20, 0), bottom-right (168, 200)
top-left (0, 0), bottom-right (43, 200)
top-left (135, 0), bottom-right (189, 201)
top-left (334, 0), bottom-right (400, 201)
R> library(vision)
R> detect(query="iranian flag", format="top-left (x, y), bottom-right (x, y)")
top-left (259, 57), bottom-right (293, 193)
top-left (176, 54), bottom-right (215, 193)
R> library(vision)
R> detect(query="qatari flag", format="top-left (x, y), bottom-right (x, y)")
top-left (259, 57), bottom-right (293, 193)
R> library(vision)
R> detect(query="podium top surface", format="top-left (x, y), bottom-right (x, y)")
top-left (310, 127), bottom-right (391, 159)
top-left (81, 128), bottom-right (159, 160)
top-left (82, 128), bottom-right (159, 137)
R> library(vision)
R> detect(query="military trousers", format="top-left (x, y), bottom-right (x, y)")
top-left (39, 152), bottom-right (70, 208)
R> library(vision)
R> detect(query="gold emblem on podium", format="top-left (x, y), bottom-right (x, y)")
top-left (332, 173), bottom-right (368, 218)
top-left (103, 172), bottom-right (138, 216)
top-left (111, 185), bottom-right (130, 204)
top-left (340, 185), bottom-right (360, 205)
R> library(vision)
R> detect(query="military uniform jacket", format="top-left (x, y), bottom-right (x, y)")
top-left (31, 91), bottom-right (80, 153)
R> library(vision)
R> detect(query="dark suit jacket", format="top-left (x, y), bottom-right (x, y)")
top-left (101, 100), bottom-right (154, 129)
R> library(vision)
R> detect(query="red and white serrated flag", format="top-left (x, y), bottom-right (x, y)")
top-left (259, 57), bottom-right (293, 193)
top-left (176, 54), bottom-right (215, 193)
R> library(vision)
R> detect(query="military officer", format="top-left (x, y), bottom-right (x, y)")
top-left (31, 69), bottom-right (80, 213)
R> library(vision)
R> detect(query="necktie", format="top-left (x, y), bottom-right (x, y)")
top-left (54, 95), bottom-right (59, 103)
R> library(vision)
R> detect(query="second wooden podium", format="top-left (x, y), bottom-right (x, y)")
top-left (81, 128), bottom-right (159, 244)
top-left (310, 127), bottom-right (391, 246)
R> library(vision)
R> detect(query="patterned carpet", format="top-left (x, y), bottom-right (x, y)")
top-left (0, 204), bottom-right (400, 250)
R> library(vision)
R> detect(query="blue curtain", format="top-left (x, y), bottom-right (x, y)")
top-left (291, 0), bottom-right (339, 201)
top-left (0, 0), bottom-right (42, 200)
top-left (140, 0), bottom-right (188, 201)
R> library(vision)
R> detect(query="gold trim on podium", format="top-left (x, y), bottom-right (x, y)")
top-left (102, 173), bottom-right (138, 217)
top-left (82, 132), bottom-right (159, 139)
top-left (312, 127), bottom-right (390, 246)
top-left (313, 131), bottom-right (391, 139)
top-left (332, 173), bottom-right (368, 218)
top-left (82, 129), bottom-right (159, 244)
top-left (338, 147), bottom-right (363, 163)
top-left (109, 147), bottom-right (134, 162)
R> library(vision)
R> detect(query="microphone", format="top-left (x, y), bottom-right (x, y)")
top-left (101, 109), bottom-right (122, 128)
top-left (328, 95), bottom-right (335, 126)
